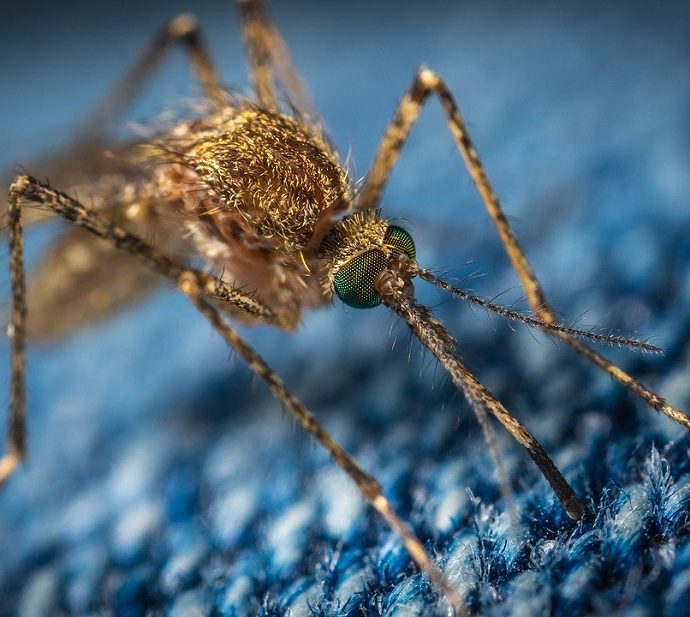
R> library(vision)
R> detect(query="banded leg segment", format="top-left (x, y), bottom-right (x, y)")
top-left (4, 175), bottom-right (467, 615)
top-left (362, 67), bottom-right (689, 429)
top-left (237, 0), bottom-right (318, 120)
top-left (376, 263), bottom-right (584, 520)
top-left (9, 177), bottom-right (272, 320)
top-left (76, 14), bottom-right (226, 143)
top-left (0, 185), bottom-right (27, 482)
top-left (178, 274), bottom-right (467, 616)
top-left (0, 175), bottom-right (274, 483)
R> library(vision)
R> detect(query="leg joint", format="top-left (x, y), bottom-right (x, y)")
top-left (167, 14), bottom-right (199, 40)
top-left (416, 66), bottom-right (443, 91)
top-left (176, 271), bottom-right (201, 296)
top-left (8, 175), bottom-right (31, 205)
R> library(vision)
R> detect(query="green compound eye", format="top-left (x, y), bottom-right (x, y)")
top-left (333, 249), bottom-right (387, 309)
top-left (384, 225), bottom-right (416, 260)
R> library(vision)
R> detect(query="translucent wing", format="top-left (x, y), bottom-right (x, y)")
top-left (26, 225), bottom-right (163, 341)
top-left (5, 133), bottom-right (195, 340)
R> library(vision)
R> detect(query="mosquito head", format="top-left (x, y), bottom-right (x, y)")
top-left (319, 210), bottom-right (417, 308)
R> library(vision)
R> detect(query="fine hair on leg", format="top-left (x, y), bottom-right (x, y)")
top-left (238, 0), bottom-right (280, 112)
top-left (237, 0), bottom-right (318, 121)
top-left (360, 66), bottom-right (689, 430)
top-left (376, 258), bottom-right (585, 520)
top-left (9, 176), bottom-right (273, 320)
top-left (4, 175), bottom-right (467, 615)
top-left (178, 274), bottom-right (468, 616)
top-left (0, 173), bottom-right (274, 484)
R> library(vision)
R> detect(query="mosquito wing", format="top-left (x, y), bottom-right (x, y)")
top-left (27, 228), bottom-right (158, 341)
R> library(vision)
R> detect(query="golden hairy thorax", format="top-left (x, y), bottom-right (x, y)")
top-left (147, 107), bottom-right (353, 329)
top-left (151, 108), bottom-right (351, 251)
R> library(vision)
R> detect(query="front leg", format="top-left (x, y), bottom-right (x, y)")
top-left (0, 181), bottom-right (28, 483)
top-left (3, 176), bottom-right (468, 615)
top-left (360, 67), bottom-right (690, 429)
top-left (0, 175), bottom-right (274, 485)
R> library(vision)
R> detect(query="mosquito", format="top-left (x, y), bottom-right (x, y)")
top-left (4, 1), bottom-right (688, 614)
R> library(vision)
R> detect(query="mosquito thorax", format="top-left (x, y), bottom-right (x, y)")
top-left (151, 109), bottom-right (351, 254)
top-left (319, 211), bottom-right (416, 308)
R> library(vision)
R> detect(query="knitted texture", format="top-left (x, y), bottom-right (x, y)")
top-left (1, 1), bottom-right (689, 615)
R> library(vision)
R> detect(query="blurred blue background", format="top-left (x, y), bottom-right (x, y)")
top-left (1, 1), bottom-right (690, 615)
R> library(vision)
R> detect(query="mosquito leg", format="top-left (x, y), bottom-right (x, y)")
top-left (238, 0), bottom-right (280, 112)
top-left (361, 67), bottom-right (690, 429)
top-left (4, 174), bottom-right (468, 611)
top-left (9, 176), bottom-right (273, 319)
top-left (177, 273), bottom-right (468, 616)
top-left (76, 14), bottom-right (226, 144)
top-left (376, 262), bottom-right (584, 520)
top-left (5, 174), bottom-right (467, 612)
top-left (237, 0), bottom-right (318, 120)
top-left (1, 173), bottom-right (277, 485)
top-left (472, 403), bottom-right (518, 527)
top-left (0, 183), bottom-right (28, 483)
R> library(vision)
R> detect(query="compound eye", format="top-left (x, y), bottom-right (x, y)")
top-left (333, 249), bottom-right (387, 309)
top-left (384, 225), bottom-right (416, 260)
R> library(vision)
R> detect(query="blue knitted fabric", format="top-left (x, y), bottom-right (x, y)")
top-left (1, 1), bottom-right (690, 615)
